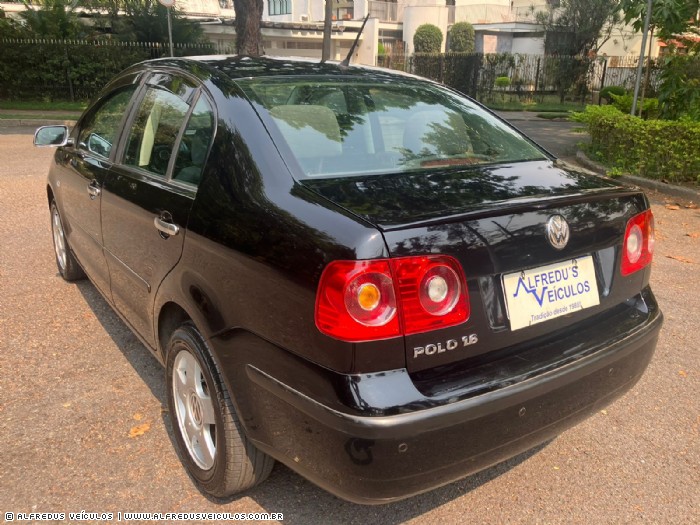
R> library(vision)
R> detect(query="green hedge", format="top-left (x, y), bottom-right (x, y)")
top-left (0, 39), bottom-right (220, 101)
top-left (572, 105), bottom-right (700, 183)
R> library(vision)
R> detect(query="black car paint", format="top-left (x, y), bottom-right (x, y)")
top-left (46, 56), bottom-right (663, 503)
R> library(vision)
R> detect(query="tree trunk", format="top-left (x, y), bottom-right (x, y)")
top-left (321, 0), bottom-right (332, 61)
top-left (233, 0), bottom-right (263, 56)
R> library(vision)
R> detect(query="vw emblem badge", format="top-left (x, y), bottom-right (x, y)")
top-left (546, 215), bottom-right (570, 250)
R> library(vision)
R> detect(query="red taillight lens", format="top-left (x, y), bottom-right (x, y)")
top-left (344, 271), bottom-right (397, 327)
top-left (315, 256), bottom-right (469, 342)
top-left (391, 256), bottom-right (469, 335)
top-left (621, 210), bottom-right (655, 276)
top-left (316, 260), bottom-right (400, 342)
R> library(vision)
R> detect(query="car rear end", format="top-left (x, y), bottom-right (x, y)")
top-left (225, 67), bottom-right (662, 503)
top-left (242, 187), bottom-right (661, 504)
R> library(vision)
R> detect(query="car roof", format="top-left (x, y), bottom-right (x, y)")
top-left (133, 55), bottom-right (428, 84)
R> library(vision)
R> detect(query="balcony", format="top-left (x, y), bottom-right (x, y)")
top-left (447, 4), bottom-right (548, 25)
top-left (368, 1), bottom-right (404, 23)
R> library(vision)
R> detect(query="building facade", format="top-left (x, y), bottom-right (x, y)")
top-left (0, 0), bottom-right (662, 65)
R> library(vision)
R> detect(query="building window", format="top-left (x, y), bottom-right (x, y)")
top-left (269, 0), bottom-right (291, 15)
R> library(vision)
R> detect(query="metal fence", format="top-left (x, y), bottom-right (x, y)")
top-left (0, 39), bottom-right (661, 103)
top-left (385, 52), bottom-right (662, 102)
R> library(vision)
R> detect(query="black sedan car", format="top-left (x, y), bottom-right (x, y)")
top-left (35, 56), bottom-right (662, 504)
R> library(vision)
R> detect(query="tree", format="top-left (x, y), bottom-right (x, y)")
top-left (84, 0), bottom-right (203, 44)
top-left (413, 24), bottom-right (442, 53)
top-left (322, 0), bottom-right (332, 61)
top-left (535, 0), bottom-right (622, 55)
top-left (18, 0), bottom-right (87, 39)
top-left (233, 0), bottom-right (263, 55)
top-left (620, 0), bottom-right (699, 39)
top-left (0, 7), bottom-right (29, 39)
top-left (116, 0), bottom-right (203, 43)
top-left (621, 0), bottom-right (700, 119)
top-left (448, 21), bottom-right (475, 53)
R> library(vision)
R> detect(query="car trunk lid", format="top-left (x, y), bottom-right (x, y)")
top-left (300, 161), bottom-right (650, 373)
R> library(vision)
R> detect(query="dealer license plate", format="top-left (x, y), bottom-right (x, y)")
top-left (502, 256), bottom-right (600, 331)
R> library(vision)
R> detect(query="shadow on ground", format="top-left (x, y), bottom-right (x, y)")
top-left (74, 277), bottom-right (553, 523)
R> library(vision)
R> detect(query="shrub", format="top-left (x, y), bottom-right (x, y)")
top-left (609, 92), bottom-right (633, 113)
top-left (494, 76), bottom-right (511, 88)
top-left (572, 105), bottom-right (700, 182)
top-left (413, 24), bottom-right (443, 53)
top-left (599, 85), bottom-right (626, 103)
top-left (609, 93), bottom-right (660, 119)
top-left (448, 22), bottom-right (475, 53)
top-left (658, 52), bottom-right (700, 121)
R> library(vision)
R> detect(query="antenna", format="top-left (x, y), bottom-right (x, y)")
top-left (341, 14), bottom-right (371, 68)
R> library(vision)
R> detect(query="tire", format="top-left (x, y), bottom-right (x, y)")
top-left (50, 201), bottom-right (85, 281)
top-left (166, 322), bottom-right (274, 498)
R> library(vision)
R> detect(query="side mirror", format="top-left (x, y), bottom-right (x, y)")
top-left (34, 125), bottom-right (72, 147)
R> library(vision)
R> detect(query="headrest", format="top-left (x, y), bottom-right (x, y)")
top-left (269, 105), bottom-right (342, 158)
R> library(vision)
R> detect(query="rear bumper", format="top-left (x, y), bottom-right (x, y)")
top-left (217, 293), bottom-right (662, 504)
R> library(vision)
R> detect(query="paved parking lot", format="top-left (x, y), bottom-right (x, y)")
top-left (0, 125), bottom-right (698, 524)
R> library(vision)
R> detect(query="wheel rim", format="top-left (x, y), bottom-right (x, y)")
top-left (51, 207), bottom-right (67, 272)
top-left (172, 349), bottom-right (217, 470)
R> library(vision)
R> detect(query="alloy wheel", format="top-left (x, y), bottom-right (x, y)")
top-left (172, 349), bottom-right (217, 470)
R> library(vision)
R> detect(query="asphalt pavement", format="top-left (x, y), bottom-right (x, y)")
top-left (0, 124), bottom-right (698, 524)
top-left (500, 117), bottom-right (589, 161)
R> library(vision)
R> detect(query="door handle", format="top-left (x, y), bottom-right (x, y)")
top-left (154, 217), bottom-right (180, 237)
top-left (87, 182), bottom-right (101, 199)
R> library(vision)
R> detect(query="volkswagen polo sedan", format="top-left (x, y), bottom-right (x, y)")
top-left (34, 56), bottom-right (662, 504)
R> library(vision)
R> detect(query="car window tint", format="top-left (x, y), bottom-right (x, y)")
top-left (240, 79), bottom-right (547, 179)
top-left (77, 87), bottom-right (136, 159)
top-left (172, 96), bottom-right (215, 187)
top-left (124, 87), bottom-right (190, 177)
top-left (147, 73), bottom-right (198, 103)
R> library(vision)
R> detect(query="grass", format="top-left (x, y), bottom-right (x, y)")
top-left (0, 113), bottom-right (79, 120)
top-left (482, 95), bottom-right (586, 113)
top-left (535, 112), bottom-right (572, 120)
top-left (0, 100), bottom-right (86, 112)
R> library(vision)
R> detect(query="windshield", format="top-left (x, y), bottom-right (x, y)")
top-left (239, 77), bottom-right (547, 179)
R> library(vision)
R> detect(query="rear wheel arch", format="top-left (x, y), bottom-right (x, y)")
top-left (155, 297), bottom-right (260, 432)
top-left (157, 301), bottom-right (193, 360)
top-left (163, 315), bottom-right (275, 497)
top-left (47, 185), bottom-right (54, 207)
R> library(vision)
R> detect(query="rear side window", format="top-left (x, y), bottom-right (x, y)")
top-left (172, 96), bottom-right (215, 187)
top-left (241, 78), bottom-right (547, 179)
top-left (124, 87), bottom-right (191, 177)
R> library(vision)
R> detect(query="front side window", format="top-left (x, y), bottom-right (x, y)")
top-left (77, 87), bottom-right (136, 159)
top-left (241, 78), bottom-right (547, 179)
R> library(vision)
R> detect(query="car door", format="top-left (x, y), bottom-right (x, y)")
top-left (57, 82), bottom-right (139, 295)
top-left (100, 72), bottom-right (215, 347)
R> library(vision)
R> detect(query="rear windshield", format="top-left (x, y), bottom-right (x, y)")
top-left (239, 77), bottom-right (547, 179)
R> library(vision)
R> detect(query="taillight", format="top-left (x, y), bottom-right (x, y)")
top-left (315, 256), bottom-right (469, 342)
top-left (316, 260), bottom-right (400, 342)
top-left (391, 256), bottom-right (468, 335)
top-left (621, 210), bottom-right (655, 276)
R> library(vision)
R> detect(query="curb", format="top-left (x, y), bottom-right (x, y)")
top-left (494, 111), bottom-right (545, 122)
top-left (576, 151), bottom-right (699, 202)
top-left (1, 119), bottom-right (77, 127)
